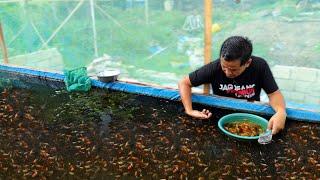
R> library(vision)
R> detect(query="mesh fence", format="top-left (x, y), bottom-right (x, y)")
top-left (1, 0), bottom-right (320, 110)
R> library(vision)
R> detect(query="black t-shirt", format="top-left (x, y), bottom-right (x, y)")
top-left (189, 56), bottom-right (278, 101)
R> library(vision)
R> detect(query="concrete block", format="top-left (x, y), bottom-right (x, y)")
top-left (317, 72), bottom-right (320, 83)
top-left (276, 78), bottom-right (296, 91)
top-left (272, 65), bottom-right (292, 79)
top-left (304, 95), bottom-right (320, 105)
top-left (287, 91), bottom-right (305, 103)
top-left (280, 90), bottom-right (291, 101)
top-left (294, 81), bottom-right (314, 93)
top-left (291, 67), bottom-right (318, 82)
top-left (280, 90), bottom-right (300, 103)
top-left (313, 81), bottom-right (320, 94)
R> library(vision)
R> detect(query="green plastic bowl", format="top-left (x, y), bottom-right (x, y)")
top-left (218, 113), bottom-right (269, 140)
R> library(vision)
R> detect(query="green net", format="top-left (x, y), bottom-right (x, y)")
top-left (64, 67), bottom-right (91, 92)
top-left (1, 0), bottom-right (320, 110)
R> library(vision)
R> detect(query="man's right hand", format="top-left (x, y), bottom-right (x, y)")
top-left (186, 109), bottom-right (212, 119)
top-left (179, 76), bottom-right (212, 120)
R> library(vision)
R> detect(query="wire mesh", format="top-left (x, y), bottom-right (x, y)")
top-left (1, 0), bottom-right (320, 109)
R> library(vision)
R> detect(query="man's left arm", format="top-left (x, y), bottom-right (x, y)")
top-left (267, 90), bottom-right (287, 135)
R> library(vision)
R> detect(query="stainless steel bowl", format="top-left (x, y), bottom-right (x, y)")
top-left (97, 69), bottom-right (120, 82)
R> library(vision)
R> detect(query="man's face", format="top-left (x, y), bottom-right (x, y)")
top-left (220, 57), bottom-right (251, 78)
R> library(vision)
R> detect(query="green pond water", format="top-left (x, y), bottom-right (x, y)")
top-left (0, 72), bottom-right (319, 179)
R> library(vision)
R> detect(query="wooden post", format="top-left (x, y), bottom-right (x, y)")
top-left (0, 23), bottom-right (9, 64)
top-left (203, 0), bottom-right (212, 95)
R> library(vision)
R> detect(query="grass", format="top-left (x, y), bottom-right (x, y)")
top-left (314, 43), bottom-right (320, 52)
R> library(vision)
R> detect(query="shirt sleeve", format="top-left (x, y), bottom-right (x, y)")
top-left (189, 62), bottom-right (215, 87)
top-left (261, 61), bottom-right (278, 94)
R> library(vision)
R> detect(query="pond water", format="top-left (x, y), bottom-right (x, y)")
top-left (0, 72), bottom-right (320, 179)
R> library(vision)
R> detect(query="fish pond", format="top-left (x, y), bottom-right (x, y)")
top-left (0, 71), bottom-right (320, 179)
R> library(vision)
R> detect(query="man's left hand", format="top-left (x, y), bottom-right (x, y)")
top-left (268, 111), bottom-right (286, 135)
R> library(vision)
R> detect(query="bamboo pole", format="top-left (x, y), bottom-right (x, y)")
top-left (8, 24), bottom-right (27, 46)
top-left (0, 23), bottom-right (9, 64)
top-left (30, 20), bottom-right (49, 49)
top-left (41, 0), bottom-right (84, 49)
top-left (203, 0), bottom-right (212, 95)
top-left (95, 4), bottom-right (130, 33)
top-left (90, 0), bottom-right (98, 57)
top-left (23, 1), bottom-right (49, 49)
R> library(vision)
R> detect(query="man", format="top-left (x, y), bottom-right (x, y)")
top-left (178, 36), bottom-right (286, 135)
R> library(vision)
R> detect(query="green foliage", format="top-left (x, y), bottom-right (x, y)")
top-left (314, 43), bottom-right (320, 52)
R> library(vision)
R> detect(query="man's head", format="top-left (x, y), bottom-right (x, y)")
top-left (219, 36), bottom-right (253, 78)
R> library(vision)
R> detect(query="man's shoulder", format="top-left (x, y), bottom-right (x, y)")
top-left (200, 59), bottom-right (220, 70)
top-left (251, 56), bottom-right (269, 67)
top-left (211, 58), bottom-right (220, 67)
top-left (212, 58), bottom-right (220, 63)
top-left (252, 56), bottom-right (267, 63)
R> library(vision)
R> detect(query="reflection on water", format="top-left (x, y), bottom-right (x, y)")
top-left (98, 113), bottom-right (112, 137)
top-left (0, 73), bottom-right (320, 179)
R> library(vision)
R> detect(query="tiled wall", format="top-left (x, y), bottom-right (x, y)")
top-left (272, 65), bottom-right (320, 105)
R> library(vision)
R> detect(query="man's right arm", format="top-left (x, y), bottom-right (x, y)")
top-left (178, 76), bottom-right (212, 119)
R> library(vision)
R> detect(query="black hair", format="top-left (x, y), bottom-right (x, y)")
top-left (219, 36), bottom-right (252, 66)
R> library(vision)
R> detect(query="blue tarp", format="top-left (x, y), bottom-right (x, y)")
top-left (1, 64), bottom-right (319, 122)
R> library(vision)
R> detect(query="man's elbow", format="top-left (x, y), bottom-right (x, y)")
top-left (178, 76), bottom-right (191, 89)
top-left (178, 79), bottom-right (183, 88)
top-left (268, 90), bottom-right (284, 100)
top-left (268, 90), bottom-right (287, 109)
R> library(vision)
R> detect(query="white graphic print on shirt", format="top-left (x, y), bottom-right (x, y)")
top-left (219, 84), bottom-right (256, 98)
